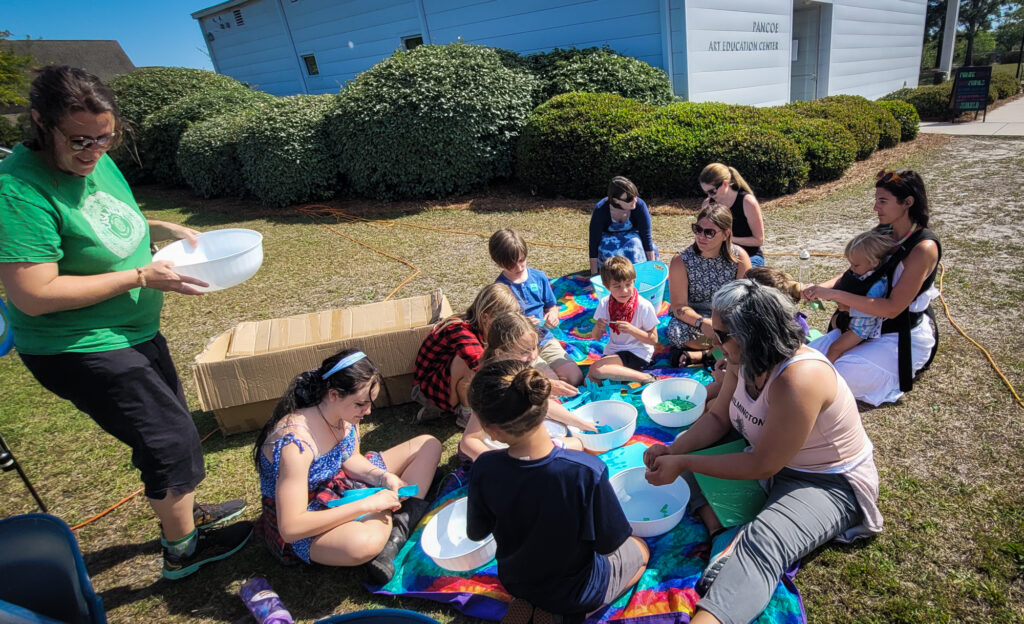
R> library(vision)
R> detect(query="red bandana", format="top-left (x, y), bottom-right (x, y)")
top-left (608, 288), bottom-right (638, 334)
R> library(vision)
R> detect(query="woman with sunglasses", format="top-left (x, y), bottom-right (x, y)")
top-left (803, 170), bottom-right (940, 405)
top-left (666, 204), bottom-right (751, 367)
top-left (0, 66), bottom-right (252, 579)
top-left (699, 163), bottom-right (765, 267)
top-left (644, 279), bottom-right (881, 624)
top-left (589, 176), bottom-right (657, 275)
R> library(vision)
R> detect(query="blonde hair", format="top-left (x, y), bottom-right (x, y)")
top-left (745, 266), bottom-right (802, 303)
top-left (440, 283), bottom-right (520, 338)
top-left (599, 255), bottom-right (636, 286)
top-left (700, 163), bottom-right (754, 195)
top-left (845, 230), bottom-right (894, 266)
top-left (482, 312), bottom-right (539, 363)
top-left (692, 203), bottom-right (738, 263)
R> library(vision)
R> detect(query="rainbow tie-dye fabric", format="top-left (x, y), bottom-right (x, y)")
top-left (369, 274), bottom-right (805, 623)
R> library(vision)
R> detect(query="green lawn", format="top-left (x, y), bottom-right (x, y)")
top-left (1, 135), bottom-right (1023, 623)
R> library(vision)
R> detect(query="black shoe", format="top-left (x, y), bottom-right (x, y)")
top-left (162, 521), bottom-right (253, 580)
top-left (365, 497), bottom-right (431, 585)
top-left (193, 499), bottom-right (246, 530)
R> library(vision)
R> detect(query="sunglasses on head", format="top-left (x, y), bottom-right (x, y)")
top-left (55, 126), bottom-right (119, 152)
top-left (876, 170), bottom-right (904, 186)
top-left (692, 223), bottom-right (721, 239)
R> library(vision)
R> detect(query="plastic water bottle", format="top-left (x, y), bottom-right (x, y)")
top-left (240, 577), bottom-right (294, 624)
top-left (798, 248), bottom-right (811, 287)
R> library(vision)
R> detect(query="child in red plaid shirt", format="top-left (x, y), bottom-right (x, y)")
top-left (411, 283), bottom-right (519, 425)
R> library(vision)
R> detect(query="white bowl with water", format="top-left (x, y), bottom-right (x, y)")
top-left (420, 497), bottom-right (496, 572)
top-left (609, 466), bottom-right (690, 537)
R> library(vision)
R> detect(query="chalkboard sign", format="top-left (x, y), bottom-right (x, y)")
top-left (949, 66), bottom-right (992, 122)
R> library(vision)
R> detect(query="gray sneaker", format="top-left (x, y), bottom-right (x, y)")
top-left (411, 385), bottom-right (444, 423)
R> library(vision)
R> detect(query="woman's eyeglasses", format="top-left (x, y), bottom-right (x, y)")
top-left (55, 126), bottom-right (119, 152)
top-left (692, 223), bottom-right (721, 239)
top-left (876, 170), bottom-right (904, 186)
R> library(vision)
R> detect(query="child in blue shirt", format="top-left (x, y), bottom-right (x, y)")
top-left (467, 359), bottom-right (649, 620)
top-left (489, 228), bottom-right (584, 386)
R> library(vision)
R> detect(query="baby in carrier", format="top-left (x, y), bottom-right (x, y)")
top-left (825, 230), bottom-right (895, 363)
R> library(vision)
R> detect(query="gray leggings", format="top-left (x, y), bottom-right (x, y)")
top-left (686, 468), bottom-right (860, 624)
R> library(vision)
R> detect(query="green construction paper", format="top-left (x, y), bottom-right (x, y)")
top-left (691, 439), bottom-right (767, 527)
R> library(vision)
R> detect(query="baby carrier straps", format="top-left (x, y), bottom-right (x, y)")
top-left (879, 228), bottom-right (942, 392)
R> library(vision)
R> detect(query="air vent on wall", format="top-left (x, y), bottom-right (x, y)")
top-left (233, 9), bottom-right (245, 27)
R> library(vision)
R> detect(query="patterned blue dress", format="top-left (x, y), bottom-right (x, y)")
top-left (257, 423), bottom-right (387, 563)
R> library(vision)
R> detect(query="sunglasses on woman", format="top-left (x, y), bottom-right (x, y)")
top-left (692, 223), bottom-right (721, 239)
top-left (713, 328), bottom-right (731, 344)
top-left (876, 170), bottom-right (904, 185)
top-left (55, 126), bottom-right (119, 152)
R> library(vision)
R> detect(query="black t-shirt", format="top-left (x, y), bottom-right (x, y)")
top-left (728, 190), bottom-right (762, 258)
top-left (467, 446), bottom-right (632, 613)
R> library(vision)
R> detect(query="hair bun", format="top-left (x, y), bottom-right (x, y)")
top-left (511, 368), bottom-right (551, 406)
top-left (294, 370), bottom-right (324, 406)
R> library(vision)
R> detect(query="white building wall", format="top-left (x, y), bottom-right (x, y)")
top-left (684, 0), bottom-right (793, 106)
top-left (827, 0), bottom-right (926, 99)
top-left (198, 0), bottom-right (305, 96)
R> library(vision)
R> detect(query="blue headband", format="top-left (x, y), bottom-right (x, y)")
top-left (321, 351), bottom-right (367, 379)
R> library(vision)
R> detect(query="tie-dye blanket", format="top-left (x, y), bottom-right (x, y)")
top-left (369, 274), bottom-right (805, 623)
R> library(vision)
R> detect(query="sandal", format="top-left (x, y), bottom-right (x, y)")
top-left (673, 348), bottom-right (713, 369)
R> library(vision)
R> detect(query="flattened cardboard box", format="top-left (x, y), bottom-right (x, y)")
top-left (193, 290), bottom-right (451, 435)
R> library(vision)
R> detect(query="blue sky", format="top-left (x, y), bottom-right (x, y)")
top-left (2, 1), bottom-right (216, 69)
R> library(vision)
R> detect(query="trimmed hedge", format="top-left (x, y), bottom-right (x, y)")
top-left (177, 107), bottom-right (263, 199)
top-left (695, 125), bottom-right (808, 196)
top-left (517, 93), bottom-right (653, 198)
top-left (237, 95), bottom-right (338, 207)
top-left (140, 85), bottom-right (272, 185)
top-left (326, 43), bottom-right (537, 200)
top-left (882, 73), bottom-right (1019, 121)
top-left (786, 97), bottom-right (881, 160)
top-left (542, 50), bottom-right (675, 105)
top-left (991, 71), bottom-right (1022, 99)
top-left (877, 100), bottom-right (920, 141)
top-left (108, 67), bottom-right (246, 130)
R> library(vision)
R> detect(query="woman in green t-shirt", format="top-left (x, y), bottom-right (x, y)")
top-left (0, 66), bottom-right (251, 580)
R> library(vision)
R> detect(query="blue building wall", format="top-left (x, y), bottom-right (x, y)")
top-left (196, 0), bottom-right (674, 96)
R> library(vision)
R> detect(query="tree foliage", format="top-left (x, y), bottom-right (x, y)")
top-left (0, 31), bottom-right (32, 107)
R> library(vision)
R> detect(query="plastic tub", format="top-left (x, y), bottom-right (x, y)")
top-left (568, 400), bottom-right (637, 452)
top-left (152, 228), bottom-right (263, 292)
top-left (420, 497), bottom-right (496, 572)
top-left (590, 260), bottom-right (669, 310)
top-left (641, 378), bottom-right (708, 428)
top-left (609, 466), bottom-right (690, 537)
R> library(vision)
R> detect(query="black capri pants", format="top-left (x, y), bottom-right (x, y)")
top-left (20, 333), bottom-right (206, 499)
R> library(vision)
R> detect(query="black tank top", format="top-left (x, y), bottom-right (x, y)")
top-left (728, 190), bottom-right (761, 258)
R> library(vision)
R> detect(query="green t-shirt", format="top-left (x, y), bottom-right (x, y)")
top-left (0, 144), bottom-right (163, 354)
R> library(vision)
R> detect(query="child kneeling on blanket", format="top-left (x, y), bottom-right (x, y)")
top-left (467, 359), bottom-right (649, 622)
top-left (589, 256), bottom-right (659, 385)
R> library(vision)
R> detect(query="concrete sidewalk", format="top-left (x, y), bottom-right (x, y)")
top-left (919, 92), bottom-right (1024, 136)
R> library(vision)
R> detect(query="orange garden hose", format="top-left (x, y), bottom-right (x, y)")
top-left (65, 214), bottom-right (1022, 529)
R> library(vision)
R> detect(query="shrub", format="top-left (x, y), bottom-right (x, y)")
top-left (237, 94), bottom-right (338, 207)
top-left (693, 125), bottom-right (808, 196)
top-left (177, 106), bottom-right (263, 199)
top-left (542, 50), bottom-right (675, 105)
top-left (0, 115), bottom-right (21, 147)
top-left (139, 85), bottom-right (272, 185)
top-left (816, 95), bottom-right (900, 151)
top-left (880, 83), bottom-right (952, 120)
top-left (877, 100), bottom-right (920, 141)
top-left (108, 67), bottom-right (247, 130)
top-left (516, 92), bottom-right (653, 198)
top-left (326, 43), bottom-right (537, 200)
top-left (614, 117), bottom-right (704, 196)
top-left (991, 71), bottom-right (1022, 99)
top-left (786, 98), bottom-right (880, 160)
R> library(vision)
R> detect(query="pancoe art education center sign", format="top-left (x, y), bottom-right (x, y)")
top-left (685, 0), bottom-right (792, 106)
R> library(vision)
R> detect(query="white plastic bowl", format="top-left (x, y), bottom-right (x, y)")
top-left (482, 419), bottom-right (569, 450)
top-left (641, 378), bottom-right (708, 428)
top-left (420, 497), bottom-right (496, 572)
top-left (610, 466), bottom-right (690, 537)
top-left (568, 400), bottom-right (637, 452)
top-left (152, 228), bottom-right (263, 292)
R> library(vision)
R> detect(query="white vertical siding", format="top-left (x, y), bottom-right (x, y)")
top-left (199, 0), bottom-right (305, 96)
top-left (827, 0), bottom-right (926, 98)
top-left (423, 0), bottom-right (666, 70)
top-left (284, 0), bottom-right (422, 93)
top-left (684, 0), bottom-right (793, 106)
